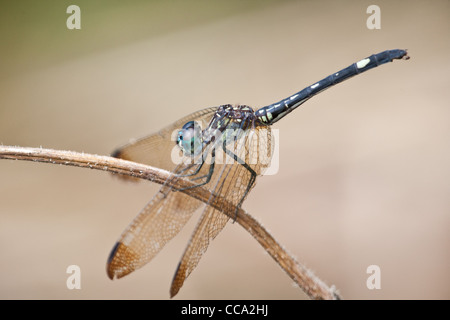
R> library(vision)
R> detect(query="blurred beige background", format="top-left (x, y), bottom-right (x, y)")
top-left (0, 0), bottom-right (449, 299)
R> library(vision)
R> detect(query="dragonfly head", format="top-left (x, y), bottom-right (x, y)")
top-left (176, 121), bottom-right (203, 156)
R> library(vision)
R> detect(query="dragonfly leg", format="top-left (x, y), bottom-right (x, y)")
top-left (176, 161), bottom-right (204, 177)
top-left (222, 142), bottom-right (256, 222)
top-left (175, 144), bottom-right (212, 178)
top-left (175, 148), bottom-right (216, 192)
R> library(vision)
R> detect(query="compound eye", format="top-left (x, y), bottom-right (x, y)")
top-left (176, 121), bottom-right (203, 156)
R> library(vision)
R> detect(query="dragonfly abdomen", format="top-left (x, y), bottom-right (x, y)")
top-left (255, 49), bottom-right (409, 125)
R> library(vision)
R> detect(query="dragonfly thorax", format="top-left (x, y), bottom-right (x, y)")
top-left (203, 104), bottom-right (258, 146)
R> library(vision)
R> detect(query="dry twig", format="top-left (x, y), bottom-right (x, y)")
top-left (0, 145), bottom-right (341, 300)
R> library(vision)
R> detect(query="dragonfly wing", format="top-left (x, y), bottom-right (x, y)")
top-left (107, 107), bottom-right (219, 278)
top-left (169, 125), bottom-right (273, 296)
top-left (107, 141), bottom-right (218, 279)
top-left (111, 107), bottom-right (218, 177)
top-left (107, 180), bottom-right (203, 279)
top-left (170, 204), bottom-right (229, 297)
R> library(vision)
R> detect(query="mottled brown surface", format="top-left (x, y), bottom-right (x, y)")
top-left (0, 1), bottom-right (449, 299)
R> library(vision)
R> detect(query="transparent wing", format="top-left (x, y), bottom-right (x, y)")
top-left (170, 124), bottom-right (274, 296)
top-left (107, 179), bottom-right (201, 279)
top-left (111, 107), bottom-right (218, 176)
top-left (107, 108), bottom-right (218, 279)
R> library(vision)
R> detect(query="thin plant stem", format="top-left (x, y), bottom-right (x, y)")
top-left (0, 145), bottom-right (341, 300)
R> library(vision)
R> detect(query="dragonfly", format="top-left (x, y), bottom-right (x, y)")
top-left (107, 49), bottom-right (409, 297)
